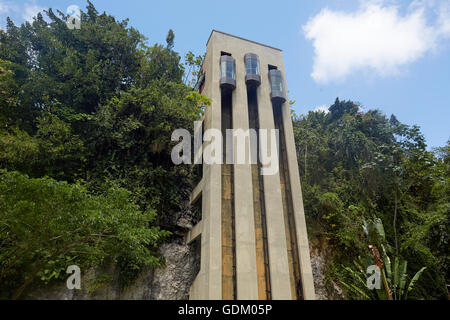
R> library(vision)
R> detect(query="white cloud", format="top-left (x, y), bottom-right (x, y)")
top-left (0, 0), bottom-right (44, 28)
top-left (0, 1), bottom-right (20, 16)
top-left (437, 1), bottom-right (450, 37)
top-left (0, 1), bottom-right (15, 29)
top-left (22, 1), bottom-right (44, 22)
top-left (303, 0), bottom-right (450, 84)
top-left (0, 1), bottom-right (13, 15)
top-left (314, 105), bottom-right (330, 113)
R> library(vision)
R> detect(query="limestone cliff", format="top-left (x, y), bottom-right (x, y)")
top-left (25, 209), bottom-right (340, 300)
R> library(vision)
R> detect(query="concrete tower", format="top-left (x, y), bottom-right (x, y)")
top-left (186, 30), bottom-right (315, 300)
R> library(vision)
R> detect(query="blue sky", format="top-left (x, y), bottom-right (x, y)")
top-left (1, 0), bottom-right (449, 148)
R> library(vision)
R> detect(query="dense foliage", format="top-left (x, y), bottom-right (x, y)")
top-left (0, 1), bottom-right (447, 300)
top-left (0, 170), bottom-right (169, 299)
top-left (0, 1), bottom-right (205, 298)
top-left (293, 98), bottom-right (449, 299)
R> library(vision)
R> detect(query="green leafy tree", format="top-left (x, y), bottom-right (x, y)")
top-left (183, 51), bottom-right (204, 88)
top-left (0, 1), bottom-right (209, 297)
top-left (340, 219), bottom-right (426, 300)
top-left (293, 98), bottom-right (448, 299)
top-left (0, 170), bottom-right (169, 299)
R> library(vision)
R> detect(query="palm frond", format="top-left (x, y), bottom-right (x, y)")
top-left (405, 267), bottom-right (426, 300)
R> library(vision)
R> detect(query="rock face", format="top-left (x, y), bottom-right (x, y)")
top-left (24, 201), bottom-right (202, 300)
top-left (309, 241), bottom-right (345, 300)
top-left (134, 241), bottom-right (200, 300)
top-left (25, 240), bottom-right (200, 300)
top-left (310, 246), bottom-right (329, 300)
top-left (27, 239), bottom-right (342, 300)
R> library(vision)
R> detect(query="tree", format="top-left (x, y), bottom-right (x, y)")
top-left (183, 51), bottom-right (204, 88)
top-left (0, 58), bottom-right (18, 126)
top-left (0, 1), bottom-right (209, 297)
top-left (0, 170), bottom-right (169, 299)
top-left (340, 218), bottom-right (426, 300)
top-left (166, 29), bottom-right (175, 50)
top-left (293, 99), bottom-right (448, 299)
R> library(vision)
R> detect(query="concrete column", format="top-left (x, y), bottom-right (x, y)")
top-left (232, 56), bottom-right (259, 300)
top-left (197, 45), bottom-right (222, 300)
top-left (281, 82), bottom-right (316, 300)
top-left (256, 66), bottom-right (292, 300)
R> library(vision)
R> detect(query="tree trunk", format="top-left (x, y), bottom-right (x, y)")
top-left (393, 183), bottom-right (399, 256)
top-left (304, 144), bottom-right (308, 182)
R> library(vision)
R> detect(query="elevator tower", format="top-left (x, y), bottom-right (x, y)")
top-left (186, 30), bottom-right (315, 300)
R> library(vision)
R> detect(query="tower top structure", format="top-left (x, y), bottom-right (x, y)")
top-left (188, 30), bottom-right (315, 300)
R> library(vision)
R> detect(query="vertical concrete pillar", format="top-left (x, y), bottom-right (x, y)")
top-left (280, 77), bottom-right (316, 300)
top-left (198, 44), bottom-right (222, 300)
top-left (232, 56), bottom-right (259, 300)
top-left (256, 63), bottom-right (292, 300)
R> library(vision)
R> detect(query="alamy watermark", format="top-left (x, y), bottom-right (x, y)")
top-left (366, 265), bottom-right (381, 290)
top-left (66, 5), bottom-right (81, 30)
top-left (66, 265), bottom-right (81, 290)
top-left (171, 121), bottom-right (280, 175)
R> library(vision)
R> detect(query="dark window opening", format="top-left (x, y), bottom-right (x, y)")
top-left (221, 51), bottom-right (232, 56)
top-left (195, 73), bottom-right (205, 94)
top-left (193, 121), bottom-right (204, 185)
top-left (268, 64), bottom-right (278, 71)
top-left (188, 235), bottom-right (201, 297)
top-left (191, 194), bottom-right (202, 225)
top-left (199, 80), bottom-right (205, 94)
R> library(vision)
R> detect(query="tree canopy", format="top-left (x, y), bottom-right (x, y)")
top-left (0, 1), bottom-right (206, 298)
top-left (293, 99), bottom-right (449, 299)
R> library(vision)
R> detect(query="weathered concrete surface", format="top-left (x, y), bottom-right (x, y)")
top-left (257, 81), bottom-right (292, 300)
top-left (191, 30), bottom-right (315, 300)
top-left (233, 54), bottom-right (259, 300)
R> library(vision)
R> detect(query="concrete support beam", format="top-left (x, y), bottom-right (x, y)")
top-left (280, 88), bottom-right (316, 300)
top-left (190, 178), bottom-right (204, 205)
top-left (186, 220), bottom-right (203, 245)
top-left (256, 66), bottom-right (292, 300)
top-left (197, 44), bottom-right (222, 300)
top-left (232, 57), bottom-right (259, 300)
